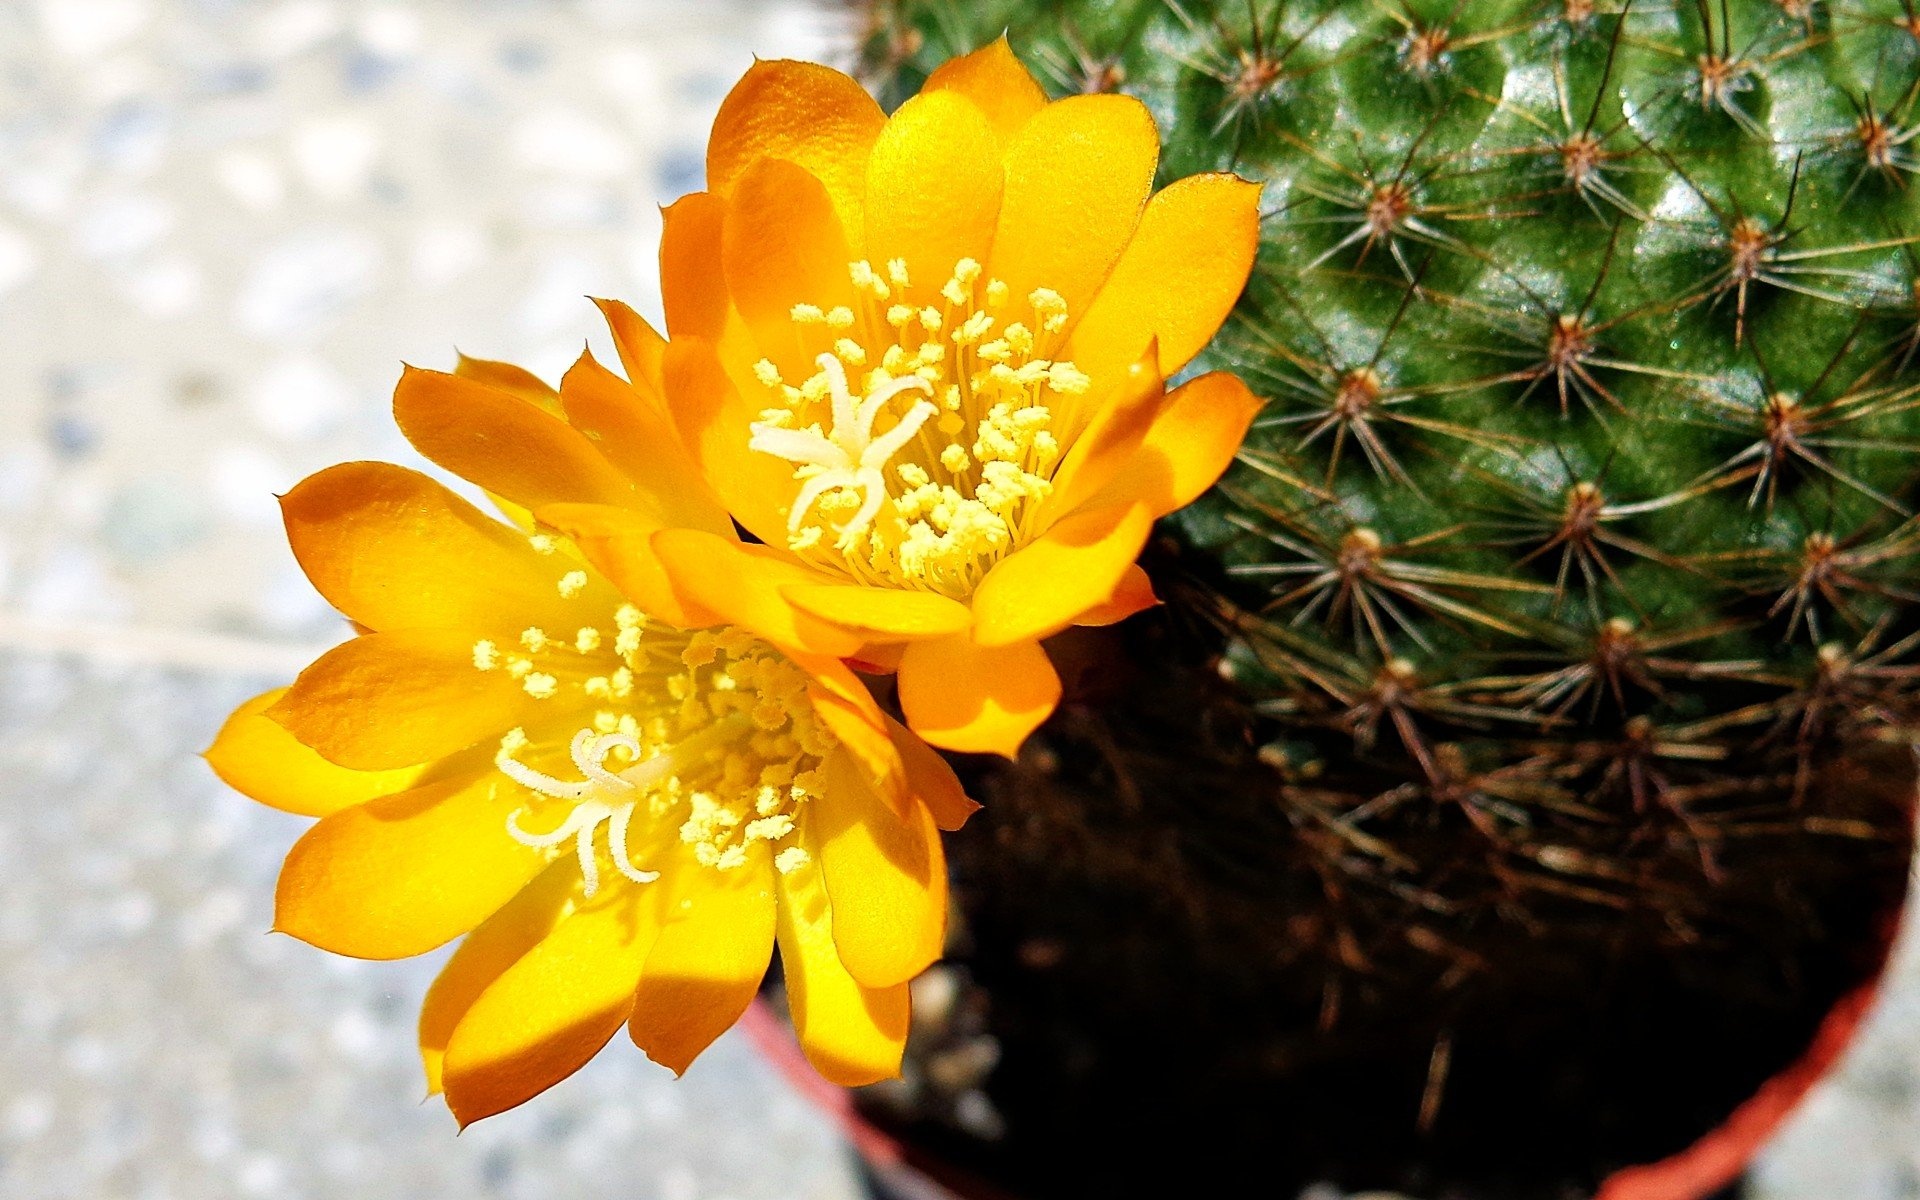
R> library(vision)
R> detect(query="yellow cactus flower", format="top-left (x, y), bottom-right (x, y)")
top-left (544, 39), bottom-right (1264, 759)
top-left (207, 342), bottom-right (977, 1125)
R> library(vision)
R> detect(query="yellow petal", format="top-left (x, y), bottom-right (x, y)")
top-left (886, 715), bottom-right (980, 832)
top-left (628, 844), bottom-right (777, 1075)
top-left (442, 884), bottom-right (667, 1126)
top-left (706, 59), bottom-right (884, 248)
top-left (721, 156), bottom-right (858, 380)
top-left (420, 859), bottom-right (578, 1095)
top-left (661, 193), bottom-right (730, 339)
top-left (454, 353), bottom-right (562, 416)
top-left (1067, 173), bottom-right (1262, 386)
top-left (774, 855), bottom-right (910, 1086)
top-left (1073, 563), bottom-right (1160, 628)
top-left (794, 651), bottom-right (909, 812)
top-left (280, 461), bottom-right (591, 634)
top-left (648, 529), bottom-right (865, 657)
top-left (206, 688), bottom-right (423, 818)
top-left (591, 297), bottom-right (667, 394)
top-left (273, 769), bottom-right (546, 960)
top-left (1084, 371), bottom-right (1264, 518)
top-left (780, 583), bottom-right (975, 640)
top-left (921, 35), bottom-right (1048, 149)
top-left (557, 349), bottom-right (733, 536)
top-left (1041, 347), bottom-right (1167, 519)
top-left (970, 502), bottom-right (1155, 648)
top-left (662, 335), bottom-right (793, 546)
top-left (268, 630), bottom-right (534, 770)
top-left (815, 749), bottom-right (946, 989)
top-left (393, 365), bottom-right (637, 514)
top-left (864, 89), bottom-right (1003, 299)
top-left (535, 502), bottom-right (722, 630)
top-left (986, 93), bottom-right (1159, 330)
top-left (897, 634), bottom-right (1061, 759)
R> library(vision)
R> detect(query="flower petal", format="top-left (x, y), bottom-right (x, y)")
top-left (885, 715), bottom-right (979, 831)
top-left (662, 335), bottom-right (794, 546)
top-left (987, 93), bottom-right (1158, 330)
top-left (557, 350), bottom-right (733, 535)
top-left (661, 193), bottom-right (731, 340)
top-left (648, 529), bottom-right (865, 657)
top-left (815, 749), bottom-right (946, 988)
top-left (442, 884), bottom-right (667, 1126)
top-left (792, 651), bottom-right (910, 812)
top-left (420, 859), bottom-right (578, 1095)
top-left (454, 353), bottom-right (562, 416)
top-left (1084, 371), bottom-right (1264, 518)
top-left (535, 503), bottom-right (722, 630)
top-left (970, 502), bottom-right (1155, 648)
top-left (591, 297), bottom-right (667, 393)
top-left (280, 462), bottom-right (590, 634)
top-left (1067, 173), bottom-right (1261, 388)
top-left (1039, 347), bottom-right (1167, 520)
top-left (775, 855), bottom-right (911, 1086)
top-left (206, 688), bottom-right (423, 818)
top-left (628, 844), bottom-right (777, 1075)
top-left (268, 630), bottom-right (535, 770)
top-left (897, 634), bottom-right (1061, 759)
top-left (1073, 563), bottom-right (1160, 628)
top-left (721, 156), bottom-right (858, 380)
top-left (273, 769), bottom-right (546, 960)
top-left (781, 583), bottom-right (975, 640)
top-left (921, 35), bottom-right (1048, 149)
top-left (706, 59), bottom-right (884, 247)
top-left (393, 365), bottom-right (637, 513)
top-left (864, 89), bottom-right (1003, 297)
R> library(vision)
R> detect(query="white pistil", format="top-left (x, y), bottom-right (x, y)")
top-left (748, 354), bottom-right (936, 546)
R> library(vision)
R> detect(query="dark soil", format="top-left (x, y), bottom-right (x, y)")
top-left (836, 581), bottom-right (1916, 1200)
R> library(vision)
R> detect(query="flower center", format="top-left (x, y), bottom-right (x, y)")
top-left (473, 539), bottom-right (834, 895)
top-left (747, 257), bottom-right (1092, 600)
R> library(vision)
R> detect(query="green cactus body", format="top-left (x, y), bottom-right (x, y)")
top-left (856, 1), bottom-right (1920, 1191)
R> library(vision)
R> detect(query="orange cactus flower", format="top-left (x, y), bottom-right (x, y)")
top-left (547, 39), bottom-right (1264, 759)
top-left (207, 342), bottom-right (977, 1125)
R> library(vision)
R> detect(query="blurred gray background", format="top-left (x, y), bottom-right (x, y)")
top-left (0, 1), bottom-right (1914, 1196)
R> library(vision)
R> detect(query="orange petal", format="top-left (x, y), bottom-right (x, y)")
top-left (1067, 173), bottom-right (1262, 386)
top-left (774, 854), bottom-right (910, 1086)
top-left (206, 688), bottom-right (423, 818)
top-left (393, 365), bottom-right (637, 514)
top-left (420, 859), bottom-right (578, 1095)
top-left (970, 502), bottom-right (1154, 648)
top-left (793, 651), bottom-right (909, 812)
top-left (268, 630), bottom-right (534, 770)
top-left (864, 89), bottom-right (1003, 299)
top-left (781, 583), bottom-right (974, 640)
top-left (986, 94), bottom-right (1158, 330)
top-left (1041, 346), bottom-right (1168, 519)
top-left (1084, 371), bottom-right (1263, 518)
top-left (815, 749), bottom-right (946, 988)
top-left (661, 193), bottom-right (730, 340)
top-left (885, 715), bottom-right (980, 832)
top-left (648, 529), bottom-right (865, 657)
top-left (921, 35), bottom-right (1048, 150)
top-left (273, 769), bottom-right (546, 960)
top-left (721, 156), bottom-right (858, 380)
top-left (706, 59), bottom-right (884, 247)
top-left (662, 335), bottom-right (793, 546)
top-left (557, 349), bottom-right (733, 535)
top-left (535, 502), bottom-right (721, 630)
top-left (1074, 563), bottom-right (1161, 628)
top-left (454, 353), bottom-right (562, 416)
top-left (591, 297), bottom-right (668, 394)
top-left (897, 634), bottom-right (1061, 759)
top-left (280, 461), bottom-right (590, 634)
top-left (442, 884), bottom-right (667, 1126)
top-left (628, 845), bottom-right (777, 1075)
